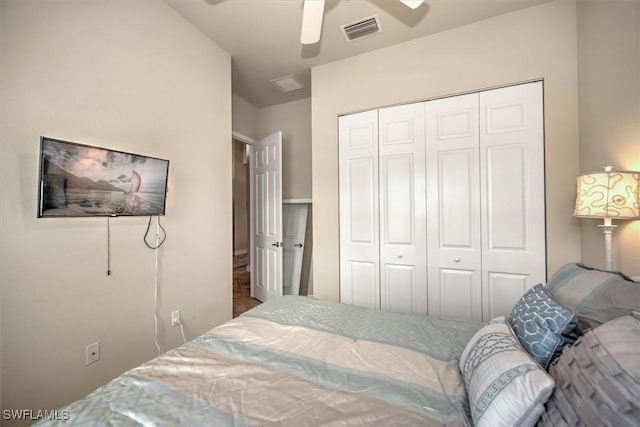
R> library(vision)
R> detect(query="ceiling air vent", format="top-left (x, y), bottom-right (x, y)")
top-left (270, 75), bottom-right (304, 93)
top-left (341, 15), bottom-right (382, 42)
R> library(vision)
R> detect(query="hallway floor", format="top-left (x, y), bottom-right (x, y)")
top-left (233, 267), bottom-right (261, 318)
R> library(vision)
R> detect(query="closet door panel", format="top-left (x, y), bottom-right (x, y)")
top-left (480, 82), bottom-right (546, 319)
top-left (439, 150), bottom-right (475, 247)
top-left (349, 158), bottom-right (377, 242)
top-left (486, 145), bottom-right (527, 249)
top-left (439, 269), bottom-right (479, 321)
top-left (426, 93), bottom-right (482, 321)
top-left (382, 264), bottom-right (416, 313)
top-left (379, 103), bottom-right (427, 314)
top-left (339, 110), bottom-right (380, 309)
top-left (348, 261), bottom-right (379, 309)
top-left (383, 155), bottom-right (414, 244)
top-left (486, 272), bottom-right (529, 320)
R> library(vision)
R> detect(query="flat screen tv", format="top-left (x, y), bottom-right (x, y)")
top-left (38, 137), bottom-right (169, 217)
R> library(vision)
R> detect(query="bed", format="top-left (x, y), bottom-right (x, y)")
top-left (35, 263), bottom-right (640, 426)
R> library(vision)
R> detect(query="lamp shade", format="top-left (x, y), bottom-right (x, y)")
top-left (574, 170), bottom-right (640, 219)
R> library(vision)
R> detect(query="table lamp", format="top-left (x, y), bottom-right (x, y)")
top-left (573, 166), bottom-right (640, 271)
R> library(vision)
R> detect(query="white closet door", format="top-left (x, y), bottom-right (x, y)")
top-left (426, 94), bottom-right (483, 321)
top-left (378, 103), bottom-right (427, 314)
top-left (339, 110), bottom-right (380, 309)
top-left (480, 81), bottom-right (546, 320)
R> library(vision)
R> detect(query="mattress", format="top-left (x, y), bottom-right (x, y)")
top-left (36, 296), bottom-right (483, 426)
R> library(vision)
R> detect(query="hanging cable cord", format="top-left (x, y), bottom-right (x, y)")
top-left (145, 216), bottom-right (184, 352)
top-left (144, 215), bottom-right (167, 249)
top-left (178, 314), bottom-right (187, 345)
top-left (145, 216), bottom-right (182, 355)
top-left (106, 216), bottom-right (112, 276)
top-left (151, 216), bottom-right (162, 356)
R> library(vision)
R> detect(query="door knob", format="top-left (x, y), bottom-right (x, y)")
top-left (294, 243), bottom-right (303, 248)
top-left (271, 242), bottom-right (281, 247)
top-left (397, 253), bottom-right (403, 259)
top-left (454, 257), bottom-right (461, 263)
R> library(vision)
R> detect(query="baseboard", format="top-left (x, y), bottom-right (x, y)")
top-left (233, 249), bottom-right (248, 256)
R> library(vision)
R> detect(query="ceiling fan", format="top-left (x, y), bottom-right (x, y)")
top-left (301, 0), bottom-right (424, 44)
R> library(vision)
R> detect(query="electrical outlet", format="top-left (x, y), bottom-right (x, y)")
top-left (171, 310), bottom-right (180, 327)
top-left (86, 341), bottom-right (100, 365)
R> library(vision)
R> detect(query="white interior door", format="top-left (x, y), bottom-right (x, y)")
top-left (250, 131), bottom-right (283, 302)
top-left (426, 93), bottom-right (483, 321)
top-left (378, 103), bottom-right (427, 314)
top-left (338, 110), bottom-right (380, 309)
top-left (282, 203), bottom-right (308, 296)
top-left (480, 81), bottom-right (546, 320)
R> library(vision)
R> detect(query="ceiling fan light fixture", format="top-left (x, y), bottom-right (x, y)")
top-left (270, 75), bottom-right (305, 93)
top-left (300, 0), bottom-right (419, 45)
top-left (400, 0), bottom-right (424, 9)
top-left (300, 0), bottom-right (325, 44)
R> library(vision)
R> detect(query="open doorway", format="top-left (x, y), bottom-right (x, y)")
top-left (232, 134), bottom-right (260, 317)
top-left (232, 129), bottom-right (312, 316)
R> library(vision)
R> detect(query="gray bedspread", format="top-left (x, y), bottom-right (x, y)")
top-left (36, 296), bottom-right (482, 426)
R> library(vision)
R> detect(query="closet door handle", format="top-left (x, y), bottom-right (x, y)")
top-left (271, 242), bottom-right (281, 247)
top-left (453, 257), bottom-right (461, 263)
top-left (294, 243), bottom-right (303, 248)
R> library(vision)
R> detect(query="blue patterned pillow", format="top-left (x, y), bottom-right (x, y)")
top-left (508, 284), bottom-right (579, 368)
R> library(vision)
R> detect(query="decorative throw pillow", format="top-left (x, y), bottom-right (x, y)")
top-left (538, 312), bottom-right (640, 426)
top-left (460, 322), bottom-right (555, 427)
top-left (489, 316), bottom-right (506, 324)
top-left (508, 284), bottom-right (579, 368)
top-left (545, 263), bottom-right (640, 332)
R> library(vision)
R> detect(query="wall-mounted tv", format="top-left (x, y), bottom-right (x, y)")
top-left (38, 137), bottom-right (169, 217)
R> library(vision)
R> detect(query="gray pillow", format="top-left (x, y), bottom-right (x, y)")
top-left (537, 312), bottom-right (640, 426)
top-left (545, 263), bottom-right (640, 332)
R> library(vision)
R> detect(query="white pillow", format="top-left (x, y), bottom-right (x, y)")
top-left (488, 316), bottom-right (506, 324)
top-left (459, 322), bottom-right (554, 427)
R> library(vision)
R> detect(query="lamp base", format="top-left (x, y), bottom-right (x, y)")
top-left (598, 223), bottom-right (617, 271)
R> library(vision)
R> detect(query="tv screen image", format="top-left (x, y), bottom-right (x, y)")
top-left (38, 137), bottom-right (169, 217)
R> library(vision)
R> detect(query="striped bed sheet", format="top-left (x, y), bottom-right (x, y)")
top-left (36, 296), bottom-right (482, 426)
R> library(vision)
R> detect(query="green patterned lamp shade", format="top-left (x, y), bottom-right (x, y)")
top-left (574, 168), bottom-right (640, 219)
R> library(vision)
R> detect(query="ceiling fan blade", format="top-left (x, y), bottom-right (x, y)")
top-left (399, 0), bottom-right (424, 9)
top-left (301, 0), bottom-right (325, 45)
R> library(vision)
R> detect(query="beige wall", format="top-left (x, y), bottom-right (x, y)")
top-left (311, 0), bottom-right (582, 302)
top-left (0, 0), bottom-right (232, 421)
top-left (577, 0), bottom-right (640, 276)
top-left (258, 98), bottom-right (313, 199)
top-left (232, 94), bottom-right (259, 141)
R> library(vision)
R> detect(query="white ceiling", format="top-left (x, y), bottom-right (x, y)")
top-left (165, 0), bottom-right (549, 107)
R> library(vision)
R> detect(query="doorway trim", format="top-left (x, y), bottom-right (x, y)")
top-left (232, 130), bottom-right (256, 145)
top-left (232, 130), bottom-right (255, 276)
